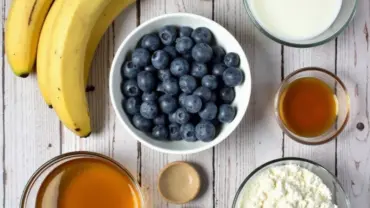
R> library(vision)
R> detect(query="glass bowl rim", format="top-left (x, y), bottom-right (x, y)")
top-left (232, 157), bottom-right (351, 208)
top-left (274, 67), bottom-right (350, 145)
top-left (242, 0), bottom-right (357, 48)
top-left (20, 151), bottom-right (144, 208)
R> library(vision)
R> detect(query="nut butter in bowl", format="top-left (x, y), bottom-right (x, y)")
top-left (21, 152), bottom-right (144, 208)
top-left (274, 67), bottom-right (350, 145)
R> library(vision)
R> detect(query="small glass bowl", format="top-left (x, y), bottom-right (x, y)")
top-left (20, 151), bottom-right (144, 208)
top-left (232, 158), bottom-right (351, 208)
top-left (274, 67), bottom-right (350, 145)
top-left (243, 0), bottom-right (357, 47)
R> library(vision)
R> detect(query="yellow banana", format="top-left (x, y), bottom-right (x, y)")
top-left (37, 0), bottom-right (63, 108)
top-left (37, 0), bottom-right (135, 107)
top-left (84, 0), bottom-right (136, 84)
top-left (49, 0), bottom-right (112, 137)
top-left (5, 0), bottom-right (54, 77)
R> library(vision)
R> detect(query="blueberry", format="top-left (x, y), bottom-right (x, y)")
top-left (195, 121), bottom-right (216, 142)
top-left (142, 91), bottom-right (158, 102)
top-left (218, 104), bottom-right (236, 123)
top-left (174, 108), bottom-right (190, 124)
top-left (223, 67), bottom-right (243, 87)
top-left (157, 69), bottom-right (171, 81)
top-left (179, 75), bottom-right (197, 93)
top-left (201, 75), bottom-right (218, 90)
top-left (137, 71), bottom-right (157, 92)
top-left (182, 53), bottom-right (193, 62)
top-left (154, 114), bottom-right (168, 125)
top-left (159, 95), bottom-right (178, 114)
top-left (132, 114), bottom-right (153, 132)
top-left (180, 123), bottom-right (197, 142)
top-left (191, 63), bottom-right (208, 78)
top-left (179, 92), bottom-right (188, 107)
top-left (170, 58), bottom-right (190, 77)
top-left (163, 46), bottom-right (177, 59)
top-left (168, 112), bottom-right (177, 123)
top-left (159, 25), bottom-right (177, 45)
top-left (169, 123), bottom-right (181, 140)
top-left (199, 102), bottom-right (218, 120)
top-left (212, 63), bottom-right (227, 76)
top-left (132, 48), bottom-right (151, 67)
top-left (140, 101), bottom-right (158, 119)
top-left (162, 77), bottom-right (179, 95)
top-left (122, 61), bottom-right (140, 79)
top-left (157, 82), bottom-right (165, 93)
top-left (152, 125), bottom-right (169, 140)
top-left (191, 43), bottom-right (213, 63)
top-left (210, 92), bottom-right (217, 102)
top-left (191, 27), bottom-right (213, 44)
top-left (219, 87), bottom-right (235, 104)
top-left (183, 95), bottom-right (203, 113)
top-left (179, 26), bottom-right (193, 37)
top-left (144, 65), bottom-right (156, 72)
top-left (175, 37), bottom-right (194, 54)
top-left (224, 52), bottom-right (240, 67)
top-left (141, 33), bottom-right (161, 51)
top-left (121, 80), bottom-right (140, 97)
top-left (151, 50), bottom-right (170, 70)
top-left (123, 97), bottom-right (141, 115)
top-left (212, 46), bottom-right (226, 64)
top-left (193, 86), bottom-right (212, 102)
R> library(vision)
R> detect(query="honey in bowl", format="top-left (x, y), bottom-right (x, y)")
top-left (279, 77), bottom-right (338, 137)
top-left (36, 158), bottom-right (142, 208)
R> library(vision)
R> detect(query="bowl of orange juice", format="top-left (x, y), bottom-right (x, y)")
top-left (21, 151), bottom-right (144, 208)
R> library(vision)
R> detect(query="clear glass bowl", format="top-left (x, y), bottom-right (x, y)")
top-left (233, 158), bottom-right (351, 208)
top-left (20, 151), bottom-right (144, 208)
top-left (274, 67), bottom-right (350, 145)
top-left (243, 0), bottom-right (357, 47)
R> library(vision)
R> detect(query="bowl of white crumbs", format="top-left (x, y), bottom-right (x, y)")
top-left (233, 157), bottom-right (350, 208)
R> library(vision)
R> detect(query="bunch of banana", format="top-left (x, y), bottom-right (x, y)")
top-left (5, 0), bottom-right (135, 137)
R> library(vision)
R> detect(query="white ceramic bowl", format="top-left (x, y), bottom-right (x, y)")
top-left (109, 13), bottom-right (251, 154)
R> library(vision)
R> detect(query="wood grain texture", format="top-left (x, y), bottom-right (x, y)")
top-left (283, 43), bottom-right (337, 173)
top-left (112, 3), bottom-right (139, 182)
top-left (213, 0), bottom-right (283, 206)
top-left (139, 0), bottom-right (214, 207)
top-left (3, 0), bottom-right (61, 206)
top-left (337, 0), bottom-right (370, 205)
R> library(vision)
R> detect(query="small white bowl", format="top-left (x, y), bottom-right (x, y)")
top-left (109, 13), bottom-right (252, 154)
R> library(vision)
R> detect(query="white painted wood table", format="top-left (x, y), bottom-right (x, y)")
top-left (1, 0), bottom-right (370, 207)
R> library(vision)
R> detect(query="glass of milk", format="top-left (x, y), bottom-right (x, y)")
top-left (244, 0), bottom-right (357, 47)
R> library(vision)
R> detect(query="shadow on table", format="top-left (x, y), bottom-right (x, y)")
top-left (87, 35), bottom-right (113, 134)
top-left (191, 162), bottom-right (211, 200)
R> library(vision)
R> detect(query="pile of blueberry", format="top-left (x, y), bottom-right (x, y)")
top-left (121, 25), bottom-right (244, 142)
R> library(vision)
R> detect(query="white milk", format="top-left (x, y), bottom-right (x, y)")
top-left (248, 0), bottom-right (342, 41)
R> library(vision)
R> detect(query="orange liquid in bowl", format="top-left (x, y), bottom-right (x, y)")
top-left (36, 158), bottom-right (141, 208)
top-left (279, 77), bottom-right (337, 137)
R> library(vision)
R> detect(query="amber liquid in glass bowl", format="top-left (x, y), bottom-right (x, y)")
top-left (36, 157), bottom-right (141, 208)
top-left (278, 77), bottom-right (338, 137)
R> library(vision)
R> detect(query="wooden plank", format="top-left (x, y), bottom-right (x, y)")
top-left (213, 0), bottom-right (283, 206)
top-left (337, 0), bottom-right (370, 205)
top-left (283, 43), bottom-right (337, 173)
top-left (3, 0), bottom-right (61, 206)
top-left (112, 3), bottom-right (139, 181)
top-left (139, 1), bottom-right (214, 207)
top-left (61, 26), bottom-right (115, 156)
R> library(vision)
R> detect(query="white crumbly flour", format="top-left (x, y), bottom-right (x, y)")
top-left (237, 165), bottom-right (338, 208)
